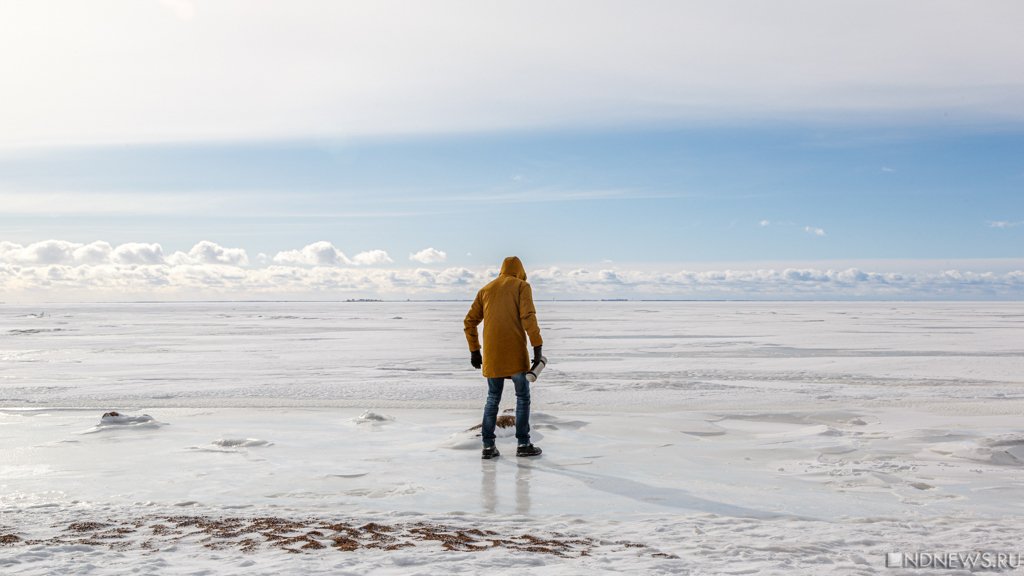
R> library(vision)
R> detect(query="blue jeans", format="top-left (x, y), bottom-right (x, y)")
top-left (481, 372), bottom-right (531, 447)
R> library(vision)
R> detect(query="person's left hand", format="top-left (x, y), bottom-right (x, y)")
top-left (471, 349), bottom-right (482, 369)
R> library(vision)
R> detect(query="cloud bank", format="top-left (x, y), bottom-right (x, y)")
top-left (1, 239), bottom-right (1022, 301)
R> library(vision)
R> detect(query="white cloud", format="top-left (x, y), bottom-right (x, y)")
top-left (435, 267), bottom-right (476, 285)
top-left (804, 226), bottom-right (827, 237)
top-left (185, 240), bottom-right (249, 266)
top-left (73, 241), bottom-right (113, 265)
top-left (112, 243), bottom-right (165, 265)
top-left (882, 167), bottom-right (896, 173)
top-left (759, 220), bottom-right (801, 229)
top-left (409, 247), bottom-right (447, 264)
top-left (0, 240), bottom-right (251, 269)
top-left (273, 241), bottom-right (351, 267)
top-left (271, 243), bottom-right (394, 267)
top-left (0, 240), bottom-right (80, 265)
top-left (988, 220), bottom-right (1022, 229)
top-left (3, 1), bottom-right (1023, 147)
top-left (599, 269), bottom-right (624, 284)
top-left (351, 250), bottom-right (394, 266)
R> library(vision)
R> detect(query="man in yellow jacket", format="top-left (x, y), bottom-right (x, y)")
top-left (464, 256), bottom-right (544, 459)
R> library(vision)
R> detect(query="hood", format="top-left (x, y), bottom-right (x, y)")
top-left (499, 256), bottom-right (527, 281)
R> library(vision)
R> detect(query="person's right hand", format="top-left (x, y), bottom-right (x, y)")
top-left (531, 345), bottom-right (543, 370)
top-left (471, 349), bottom-right (482, 369)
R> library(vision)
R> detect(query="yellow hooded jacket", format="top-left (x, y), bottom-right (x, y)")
top-left (464, 256), bottom-right (543, 378)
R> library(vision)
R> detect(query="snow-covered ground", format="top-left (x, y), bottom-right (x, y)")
top-left (2, 301), bottom-right (1023, 574)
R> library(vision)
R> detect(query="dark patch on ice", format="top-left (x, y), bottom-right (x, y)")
top-left (755, 346), bottom-right (1024, 358)
top-left (982, 435), bottom-right (1024, 448)
top-left (617, 346), bottom-right (1024, 359)
top-left (8, 328), bottom-right (66, 335)
top-left (211, 438), bottom-right (272, 448)
top-left (989, 451), bottom-right (1024, 466)
top-left (681, 429), bottom-right (727, 437)
top-left (708, 411), bottom-right (867, 427)
top-left (531, 412), bottom-right (588, 429)
top-left (565, 368), bottom-right (999, 392)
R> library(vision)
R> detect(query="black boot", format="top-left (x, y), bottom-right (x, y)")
top-left (481, 446), bottom-right (500, 460)
top-left (516, 444), bottom-right (542, 457)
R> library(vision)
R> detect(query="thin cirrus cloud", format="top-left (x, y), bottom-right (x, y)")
top-left (0, 191), bottom-right (234, 216)
top-left (158, 0), bottom-right (196, 21)
top-left (1, 239), bottom-right (1022, 301)
top-left (3, 1), bottom-right (1023, 147)
top-left (988, 221), bottom-right (1022, 229)
top-left (758, 221), bottom-right (825, 236)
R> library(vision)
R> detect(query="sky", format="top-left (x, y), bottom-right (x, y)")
top-left (1, 0), bottom-right (1022, 301)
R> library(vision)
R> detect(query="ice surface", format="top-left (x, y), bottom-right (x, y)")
top-left (211, 438), bottom-right (272, 448)
top-left (1, 301), bottom-right (1023, 574)
top-left (354, 410), bottom-right (394, 424)
top-left (81, 411), bottom-right (164, 434)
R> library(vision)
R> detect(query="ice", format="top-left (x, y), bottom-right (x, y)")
top-left (81, 411), bottom-right (164, 433)
top-left (354, 410), bottom-right (394, 424)
top-left (1, 301), bottom-right (1023, 574)
top-left (211, 438), bottom-right (272, 448)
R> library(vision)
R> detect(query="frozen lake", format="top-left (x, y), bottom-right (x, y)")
top-left (2, 301), bottom-right (1023, 574)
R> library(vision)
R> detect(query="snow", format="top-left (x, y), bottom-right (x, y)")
top-left (1, 301), bottom-right (1023, 574)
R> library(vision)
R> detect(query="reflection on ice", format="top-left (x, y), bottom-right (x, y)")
top-left (479, 458), bottom-right (533, 516)
top-left (515, 461), bottom-right (532, 516)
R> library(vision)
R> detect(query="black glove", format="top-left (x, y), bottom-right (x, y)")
top-left (531, 345), bottom-right (543, 369)
top-left (471, 349), bottom-right (482, 369)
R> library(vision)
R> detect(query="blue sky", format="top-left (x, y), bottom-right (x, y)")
top-left (3, 126), bottom-right (1021, 265)
top-left (0, 1), bottom-right (1022, 300)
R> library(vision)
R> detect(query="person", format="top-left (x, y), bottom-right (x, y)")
top-left (464, 256), bottom-right (544, 459)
